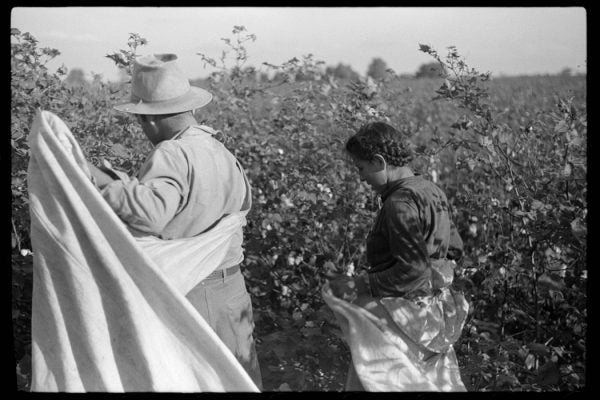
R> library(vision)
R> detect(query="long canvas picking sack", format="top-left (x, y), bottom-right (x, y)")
top-left (27, 110), bottom-right (259, 392)
top-left (133, 158), bottom-right (252, 296)
top-left (322, 268), bottom-right (469, 391)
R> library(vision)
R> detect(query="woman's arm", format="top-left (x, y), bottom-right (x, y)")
top-left (365, 199), bottom-right (432, 298)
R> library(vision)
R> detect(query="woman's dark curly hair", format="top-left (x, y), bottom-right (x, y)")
top-left (345, 122), bottom-right (414, 167)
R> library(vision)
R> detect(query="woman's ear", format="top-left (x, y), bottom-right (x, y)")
top-left (373, 154), bottom-right (387, 170)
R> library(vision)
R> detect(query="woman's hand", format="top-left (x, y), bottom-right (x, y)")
top-left (329, 273), bottom-right (370, 302)
top-left (329, 275), bottom-right (358, 301)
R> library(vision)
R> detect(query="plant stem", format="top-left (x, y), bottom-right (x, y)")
top-left (12, 217), bottom-right (22, 252)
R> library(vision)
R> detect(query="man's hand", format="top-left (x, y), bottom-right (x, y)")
top-left (88, 162), bottom-right (116, 189)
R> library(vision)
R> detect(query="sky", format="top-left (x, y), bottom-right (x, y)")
top-left (11, 7), bottom-right (587, 82)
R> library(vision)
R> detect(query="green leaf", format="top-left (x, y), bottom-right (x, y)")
top-left (418, 44), bottom-right (431, 53)
top-left (554, 120), bottom-right (569, 133)
top-left (496, 374), bottom-right (519, 388)
top-left (570, 217), bottom-right (587, 241)
top-left (527, 343), bottom-right (551, 356)
top-left (562, 162), bottom-right (573, 177)
top-left (110, 143), bottom-right (128, 158)
top-left (525, 353), bottom-right (537, 370)
top-left (467, 158), bottom-right (476, 171)
top-left (569, 136), bottom-right (583, 147)
top-left (531, 200), bottom-right (544, 210)
top-left (537, 273), bottom-right (564, 291)
top-left (537, 361), bottom-right (560, 387)
top-left (498, 130), bottom-right (511, 144)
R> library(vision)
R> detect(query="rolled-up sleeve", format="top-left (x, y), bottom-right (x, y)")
top-left (366, 200), bottom-right (431, 298)
top-left (100, 143), bottom-right (188, 235)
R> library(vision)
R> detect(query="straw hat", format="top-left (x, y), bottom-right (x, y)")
top-left (114, 53), bottom-right (212, 115)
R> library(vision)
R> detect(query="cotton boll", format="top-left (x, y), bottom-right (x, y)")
top-left (468, 223), bottom-right (478, 237)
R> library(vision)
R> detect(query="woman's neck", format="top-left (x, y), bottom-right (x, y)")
top-left (387, 166), bottom-right (414, 182)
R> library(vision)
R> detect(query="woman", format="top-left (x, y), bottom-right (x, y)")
top-left (324, 121), bottom-right (469, 391)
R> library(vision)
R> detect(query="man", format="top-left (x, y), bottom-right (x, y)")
top-left (89, 53), bottom-right (262, 388)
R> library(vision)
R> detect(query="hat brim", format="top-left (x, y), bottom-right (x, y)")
top-left (113, 86), bottom-right (212, 115)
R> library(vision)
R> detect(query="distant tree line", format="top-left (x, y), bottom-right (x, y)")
top-left (63, 56), bottom-right (581, 87)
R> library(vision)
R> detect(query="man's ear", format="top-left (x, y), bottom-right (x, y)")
top-left (373, 154), bottom-right (387, 170)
